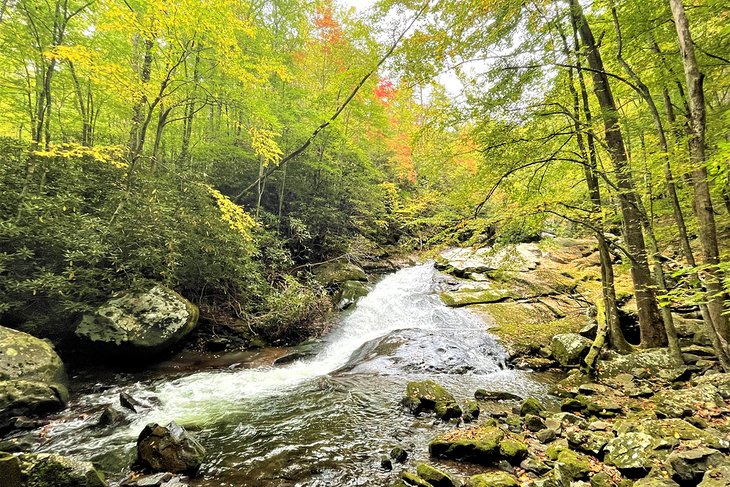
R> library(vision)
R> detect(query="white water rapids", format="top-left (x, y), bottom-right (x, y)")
top-left (33, 263), bottom-right (556, 486)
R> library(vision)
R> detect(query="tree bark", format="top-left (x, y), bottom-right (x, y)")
top-left (570, 0), bottom-right (666, 347)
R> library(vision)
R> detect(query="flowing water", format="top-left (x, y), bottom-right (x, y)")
top-left (32, 264), bottom-right (559, 486)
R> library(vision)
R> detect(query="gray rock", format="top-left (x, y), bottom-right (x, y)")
top-left (475, 389), bottom-right (523, 402)
top-left (520, 397), bottom-right (546, 416)
top-left (604, 432), bottom-right (665, 476)
top-left (700, 466), bottom-right (730, 486)
top-left (136, 422), bottom-right (205, 474)
top-left (0, 326), bottom-right (69, 422)
top-left (551, 333), bottom-right (592, 366)
top-left (597, 349), bottom-right (685, 380)
top-left (668, 448), bottom-right (730, 485)
top-left (653, 384), bottom-right (724, 418)
top-left (76, 285), bottom-right (199, 358)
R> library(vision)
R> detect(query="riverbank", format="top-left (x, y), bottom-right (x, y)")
top-left (392, 239), bottom-right (730, 487)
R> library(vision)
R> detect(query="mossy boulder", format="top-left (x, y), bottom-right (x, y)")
top-left (604, 432), bottom-right (666, 477)
top-left (466, 471), bottom-right (519, 487)
top-left (416, 463), bottom-right (457, 487)
top-left (550, 333), bottom-right (591, 366)
top-left (439, 286), bottom-right (517, 307)
top-left (403, 380), bottom-right (461, 420)
top-left (499, 437), bottom-right (529, 462)
top-left (633, 478), bottom-right (680, 487)
top-left (429, 424), bottom-right (505, 464)
top-left (555, 449), bottom-right (591, 481)
top-left (462, 400), bottom-right (480, 422)
top-left (0, 326), bottom-right (69, 422)
top-left (520, 396), bottom-right (546, 416)
top-left (700, 466), bottom-right (730, 486)
top-left (618, 418), bottom-right (729, 450)
top-left (2, 452), bottom-right (107, 487)
top-left (652, 384), bottom-right (724, 419)
top-left (596, 349), bottom-right (683, 380)
top-left (76, 285), bottom-right (199, 359)
top-left (314, 261), bottom-right (367, 287)
top-left (401, 471), bottom-right (435, 487)
top-left (566, 429), bottom-right (614, 456)
top-left (334, 280), bottom-right (370, 310)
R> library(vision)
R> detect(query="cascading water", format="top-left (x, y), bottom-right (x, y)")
top-left (31, 264), bottom-right (557, 486)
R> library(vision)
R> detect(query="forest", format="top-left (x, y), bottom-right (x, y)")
top-left (0, 0), bottom-right (729, 486)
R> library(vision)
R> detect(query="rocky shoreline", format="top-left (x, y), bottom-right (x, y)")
top-left (387, 239), bottom-right (729, 487)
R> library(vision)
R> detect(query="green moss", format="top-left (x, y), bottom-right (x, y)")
top-left (556, 449), bottom-right (591, 481)
top-left (400, 471), bottom-right (434, 487)
top-left (415, 463), bottom-right (456, 487)
top-left (466, 472), bottom-right (518, 487)
top-left (499, 437), bottom-right (528, 461)
top-left (429, 425), bottom-right (505, 464)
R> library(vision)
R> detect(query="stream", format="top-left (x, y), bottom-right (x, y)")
top-left (32, 263), bottom-right (560, 486)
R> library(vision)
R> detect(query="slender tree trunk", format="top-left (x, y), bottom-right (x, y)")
top-left (559, 22), bottom-right (632, 353)
top-left (571, 0), bottom-right (666, 347)
top-left (669, 0), bottom-right (729, 346)
top-left (129, 37), bottom-right (154, 165)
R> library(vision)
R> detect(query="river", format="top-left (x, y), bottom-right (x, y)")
top-left (33, 263), bottom-right (558, 486)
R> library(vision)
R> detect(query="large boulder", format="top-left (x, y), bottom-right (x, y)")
top-left (604, 432), bottom-right (667, 477)
top-left (668, 448), bottom-right (729, 485)
top-left (551, 333), bottom-right (592, 366)
top-left (597, 349), bottom-right (685, 380)
top-left (700, 466), bottom-right (730, 486)
top-left (429, 424), bottom-right (505, 464)
top-left (0, 326), bottom-right (68, 423)
top-left (402, 380), bottom-right (462, 420)
top-left (0, 452), bottom-right (107, 487)
top-left (334, 280), bottom-right (370, 310)
top-left (136, 422), bottom-right (206, 475)
top-left (436, 244), bottom-right (541, 276)
top-left (653, 384), bottom-right (724, 418)
top-left (313, 261), bottom-right (367, 287)
top-left (465, 471), bottom-right (519, 487)
top-left (76, 285), bottom-right (199, 358)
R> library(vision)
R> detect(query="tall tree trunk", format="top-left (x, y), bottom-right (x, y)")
top-left (129, 37), bottom-right (154, 165)
top-left (570, 0), bottom-right (666, 347)
top-left (669, 0), bottom-right (730, 364)
top-left (559, 21), bottom-right (631, 353)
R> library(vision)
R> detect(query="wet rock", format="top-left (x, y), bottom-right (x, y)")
top-left (466, 471), bottom-right (519, 487)
top-left (416, 463), bottom-right (456, 487)
top-left (700, 466), bottom-right (730, 486)
top-left (551, 333), bottom-right (591, 366)
top-left (9, 452), bottom-right (107, 487)
top-left (391, 446), bottom-right (408, 463)
top-left (401, 471), bottom-right (433, 487)
top-left (402, 380), bottom-right (462, 420)
top-left (334, 280), bottom-right (370, 310)
top-left (604, 432), bottom-right (665, 477)
top-left (122, 472), bottom-right (174, 487)
top-left (0, 326), bottom-right (69, 423)
top-left (437, 244), bottom-right (541, 277)
top-left (76, 285), bottom-right (199, 358)
top-left (314, 261), bottom-right (367, 287)
top-left (136, 422), bottom-right (206, 475)
top-left (520, 397), bottom-right (546, 416)
top-left (555, 449), bottom-right (591, 482)
top-left (525, 414), bottom-right (546, 432)
top-left (462, 400), bottom-right (480, 423)
top-left (380, 456), bottom-right (392, 471)
top-left (97, 405), bottom-right (122, 426)
top-left (653, 384), bottom-right (724, 418)
top-left (475, 389), bottom-right (523, 402)
top-left (668, 448), bottom-right (729, 485)
top-left (346, 328), bottom-right (505, 376)
top-left (429, 424), bottom-right (504, 464)
top-left (120, 392), bottom-right (151, 413)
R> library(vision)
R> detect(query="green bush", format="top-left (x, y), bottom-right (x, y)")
top-left (0, 140), bottom-right (326, 346)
